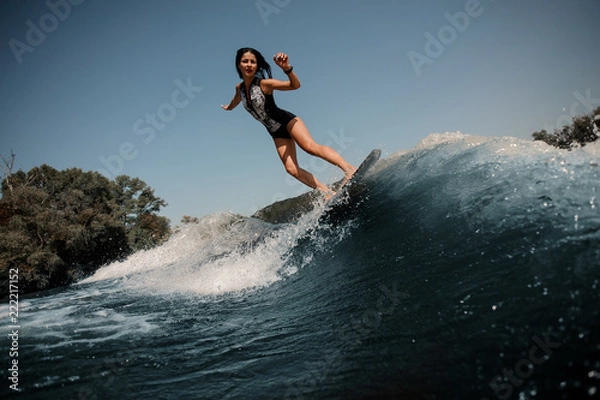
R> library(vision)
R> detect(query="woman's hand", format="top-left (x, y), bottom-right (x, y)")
top-left (222, 84), bottom-right (241, 110)
top-left (262, 53), bottom-right (300, 92)
top-left (273, 52), bottom-right (291, 71)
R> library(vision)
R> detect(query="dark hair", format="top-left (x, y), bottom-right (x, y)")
top-left (235, 47), bottom-right (272, 79)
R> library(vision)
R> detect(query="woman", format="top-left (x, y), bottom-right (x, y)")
top-left (221, 47), bottom-right (356, 198)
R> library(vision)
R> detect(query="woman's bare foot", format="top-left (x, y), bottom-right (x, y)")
top-left (339, 166), bottom-right (357, 187)
top-left (320, 188), bottom-right (336, 201)
top-left (346, 166), bottom-right (357, 179)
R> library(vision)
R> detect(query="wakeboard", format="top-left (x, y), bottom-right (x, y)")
top-left (342, 149), bottom-right (381, 190)
top-left (327, 148), bottom-right (382, 201)
top-left (322, 149), bottom-right (382, 223)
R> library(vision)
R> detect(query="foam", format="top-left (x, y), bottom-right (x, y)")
top-left (79, 203), bottom-right (342, 297)
top-left (80, 133), bottom-right (598, 298)
top-left (14, 290), bottom-right (161, 350)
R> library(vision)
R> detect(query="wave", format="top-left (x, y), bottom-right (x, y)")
top-left (80, 133), bottom-right (600, 298)
top-left (79, 206), bottom-right (353, 297)
top-left (9, 133), bottom-right (600, 399)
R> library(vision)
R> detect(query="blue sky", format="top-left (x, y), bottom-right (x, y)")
top-left (1, 0), bottom-right (599, 224)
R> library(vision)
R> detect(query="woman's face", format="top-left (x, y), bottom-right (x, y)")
top-left (239, 51), bottom-right (258, 78)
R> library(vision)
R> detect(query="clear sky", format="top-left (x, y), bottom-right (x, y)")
top-left (1, 0), bottom-right (599, 224)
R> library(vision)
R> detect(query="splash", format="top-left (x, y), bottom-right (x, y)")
top-left (80, 202), bottom-right (348, 296)
top-left (81, 133), bottom-right (599, 298)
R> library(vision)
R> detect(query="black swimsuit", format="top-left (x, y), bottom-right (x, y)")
top-left (240, 77), bottom-right (296, 139)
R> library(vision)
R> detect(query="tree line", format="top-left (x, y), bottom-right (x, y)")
top-left (532, 106), bottom-right (600, 149)
top-left (0, 155), bottom-right (171, 297)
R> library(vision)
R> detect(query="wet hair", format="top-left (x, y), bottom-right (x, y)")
top-left (235, 47), bottom-right (272, 79)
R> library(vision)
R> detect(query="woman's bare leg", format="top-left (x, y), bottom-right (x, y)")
top-left (287, 118), bottom-right (356, 178)
top-left (274, 138), bottom-right (334, 196)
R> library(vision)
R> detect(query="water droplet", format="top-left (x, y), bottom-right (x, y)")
top-left (588, 371), bottom-right (596, 378)
top-left (560, 381), bottom-right (567, 389)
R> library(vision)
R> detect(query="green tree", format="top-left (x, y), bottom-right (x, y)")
top-left (533, 107), bottom-right (600, 149)
top-left (0, 161), bottom-right (171, 296)
top-left (181, 215), bottom-right (200, 224)
top-left (0, 164), bottom-right (130, 294)
top-left (112, 175), bottom-right (170, 250)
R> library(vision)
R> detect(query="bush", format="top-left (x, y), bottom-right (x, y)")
top-left (0, 160), bottom-right (171, 297)
top-left (532, 107), bottom-right (600, 149)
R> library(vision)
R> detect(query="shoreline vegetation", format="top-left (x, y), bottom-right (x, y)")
top-left (532, 106), bottom-right (600, 150)
top-left (1, 107), bottom-right (598, 297)
top-left (0, 161), bottom-right (170, 298)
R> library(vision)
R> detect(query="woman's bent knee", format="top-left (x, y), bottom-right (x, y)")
top-left (285, 163), bottom-right (299, 176)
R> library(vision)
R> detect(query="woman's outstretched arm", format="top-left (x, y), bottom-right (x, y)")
top-left (221, 83), bottom-right (241, 110)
